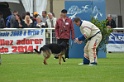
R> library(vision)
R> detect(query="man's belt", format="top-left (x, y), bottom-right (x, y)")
top-left (88, 31), bottom-right (101, 41)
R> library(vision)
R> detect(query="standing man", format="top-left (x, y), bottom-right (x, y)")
top-left (106, 14), bottom-right (116, 28)
top-left (46, 12), bottom-right (57, 28)
top-left (55, 9), bottom-right (75, 59)
top-left (41, 11), bottom-right (48, 23)
top-left (74, 17), bottom-right (102, 66)
top-left (10, 10), bottom-right (18, 28)
top-left (46, 12), bottom-right (57, 43)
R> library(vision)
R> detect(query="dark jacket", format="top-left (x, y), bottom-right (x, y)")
top-left (24, 23), bottom-right (33, 28)
top-left (106, 19), bottom-right (116, 28)
top-left (13, 20), bottom-right (25, 28)
top-left (10, 14), bottom-right (16, 28)
top-left (0, 18), bottom-right (5, 28)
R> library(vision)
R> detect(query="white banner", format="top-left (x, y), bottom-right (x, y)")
top-left (107, 33), bottom-right (124, 52)
top-left (0, 0), bottom-right (19, 3)
top-left (0, 28), bottom-right (45, 54)
top-left (107, 44), bottom-right (124, 52)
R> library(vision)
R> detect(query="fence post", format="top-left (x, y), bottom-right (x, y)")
top-left (50, 30), bottom-right (53, 43)
top-left (0, 54), bottom-right (1, 65)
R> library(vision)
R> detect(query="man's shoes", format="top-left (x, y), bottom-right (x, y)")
top-left (78, 62), bottom-right (97, 66)
top-left (78, 63), bottom-right (84, 65)
top-left (88, 62), bottom-right (97, 66)
top-left (78, 63), bottom-right (89, 65)
top-left (54, 57), bottom-right (58, 59)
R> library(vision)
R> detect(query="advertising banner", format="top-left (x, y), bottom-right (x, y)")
top-left (107, 33), bottom-right (124, 52)
top-left (0, 28), bottom-right (45, 54)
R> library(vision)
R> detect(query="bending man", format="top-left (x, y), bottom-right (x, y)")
top-left (74, 17), bottom-right (102, 66)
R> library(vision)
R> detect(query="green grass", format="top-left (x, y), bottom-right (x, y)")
top-left (0, 53), bottom-right (124, 82)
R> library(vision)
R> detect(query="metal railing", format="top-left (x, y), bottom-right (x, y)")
top-left (0, 28), bottom-right (57, 44)
top-left (113, 28), bottom-right (124, 32)
top-left (45, 28), bottom-right (56, 44)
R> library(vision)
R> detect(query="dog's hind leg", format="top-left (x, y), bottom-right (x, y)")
top-left (43, 57), bottom-right (48, 65)
top-left (61, 50), bottom-right (66, 62)
top-left (58, 54), bottom-right (62, 65)
top-left (43, 50), bottom-right (51, 65)
top-left (62, 56), bottom-right (66, 62)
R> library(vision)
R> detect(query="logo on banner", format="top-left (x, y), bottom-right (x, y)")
top-left (109, 33), bottom-right (124, 44)
top-left (67, 5), bottom-right (103, 19)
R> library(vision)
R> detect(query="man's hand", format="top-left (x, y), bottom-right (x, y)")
top-left (74, 38), bottom-right (83, 44)
top-left (107, 26), bottom-right (111, 28)
top-left (56, 37), bottom-right (60, 39)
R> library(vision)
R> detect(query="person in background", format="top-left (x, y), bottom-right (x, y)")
top-left (33, 12), bottom-right (39, 18)
top-left (41, 11), bottom-right (48, 23)
top-left (106, 14), bottom-right (116, 53)
top-left (46, 12), bottom-right (57, 28)
top-left (46, 12), bottom-right (57, 44)
top-left (36, 16), bottom-right (45, 28)
top-left (10, 10), bottom-right (18, 28)
top-left (55, 9), bottom-right (75, 59)
top-left (32, 12), bottom-right (39, 27)
top-left (23, 15), bottom-right (33, 28)
top-left (0, 12), bottom-right (5, 28)
top-left (26, 12), bottom-right (31, 17)
top-left (21, 12), bottom-right (26, 21)
top-left (13, 14), bottom-right (24, 28)
top-left (106, 14), bottom-right (116, 28)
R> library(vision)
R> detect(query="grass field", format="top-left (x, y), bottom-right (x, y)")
top-left (0, 53), bottom-right (124, 82)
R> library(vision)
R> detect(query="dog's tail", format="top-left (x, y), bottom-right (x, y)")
top-left (34, 47), bottom-right (44, 54)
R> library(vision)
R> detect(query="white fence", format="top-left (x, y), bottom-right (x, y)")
top-left (0, 27), bottom-right (124, 54)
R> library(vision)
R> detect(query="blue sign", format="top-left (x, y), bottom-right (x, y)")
top-left (65, 0), bottom-right (106, 58)
top-left (107, 33), bottom-right (124, 52)
top-left (109, 33), bottom-right (124, 44)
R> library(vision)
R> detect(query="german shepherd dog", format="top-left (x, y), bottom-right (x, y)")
top-left (34, 42), bottom-right (67, 65)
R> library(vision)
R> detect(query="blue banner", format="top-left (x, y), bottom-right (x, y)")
top-left (109, 33), bottom-right (124, 44)
top-left (107, 33), bottom-right (124, 52)
top-left (65, 0), bottom-right (106, 58)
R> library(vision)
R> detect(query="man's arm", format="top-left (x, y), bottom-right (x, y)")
top-left (70, 20), bottom-right (75, 40)
top-left (74, 34), bottom-right (86, 44)
top-left (112, 20), bottom-right (116, 28)
top-left (10, 16), bottom-right (14, 28)
top-left (1, 18), bottom-right (5, 27)
top-left (55, 20), bottom-right (59, 39)
top-left (78, 34), bottom-right (86, 41)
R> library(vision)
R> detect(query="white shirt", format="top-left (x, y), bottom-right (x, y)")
top-left (46, 17), bottom-right (57, 28)
top-left (80, 20), bottom-right (100, 39)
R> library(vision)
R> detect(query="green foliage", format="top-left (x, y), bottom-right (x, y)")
top-left (0, 54), bottom-right (124, 82)
top-left (91, 18), bottom-right (113, 45)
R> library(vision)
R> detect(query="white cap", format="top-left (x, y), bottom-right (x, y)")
top-left (48, 12), bottom-right (53, 16)
top-left (107, 14), bottom-right (112, 17)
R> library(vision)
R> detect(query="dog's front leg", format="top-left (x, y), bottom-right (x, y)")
top-left (59, 55), bottom-right (62, 65)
